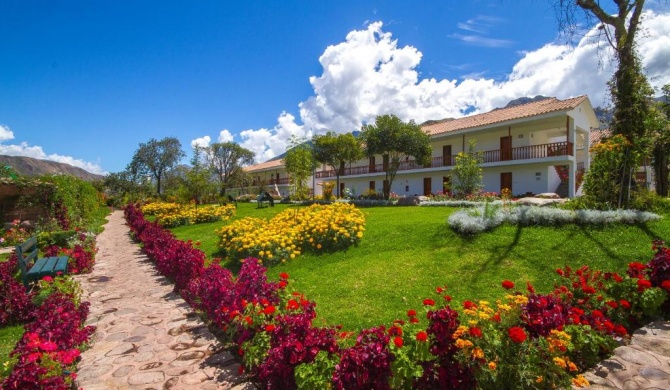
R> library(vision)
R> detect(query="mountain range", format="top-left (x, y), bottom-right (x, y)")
top-left (0, 155), bottom-right (104, 181)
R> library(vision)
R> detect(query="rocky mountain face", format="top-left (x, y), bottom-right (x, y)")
top-left (0, 155), bottom-right (104, 181)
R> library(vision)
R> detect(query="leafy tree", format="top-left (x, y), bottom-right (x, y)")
top-left (103, 170), bottom-right (151, 206)
top-left (360, 114), bottom-right (432, 199)
top-left (313, 131), bottom-right (363, 198)
top-left (283, 136), bottom-right (316, 200)
top-left (127, 137), bottom-right (185, 196)
top-left (552, 0), bottom-right (653, 207)
top-left (451, 140), bottom-right (483, 197)
top-left (183, 145), bottom-right (215, 204)
top-left (205, 142), bottom-right (255, 196)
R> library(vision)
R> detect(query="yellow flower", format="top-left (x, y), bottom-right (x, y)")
top-left (455, 338), bottom-right (473, 349)
top-left (472, 347), bottom-right (484, 359)
top-left (536, 376), bottom-right (543, 383)
top-left (572, 375), bottom-right (590, 387)
top-left (553, 357), bottom-right (567, 369)
top-left (488, 361), bottom-right (496, 370)
top-left (568, 362), bottom-right (578, 372)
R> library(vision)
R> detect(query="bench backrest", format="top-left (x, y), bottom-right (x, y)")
top-left (15, 236), bottom-right (38, 274)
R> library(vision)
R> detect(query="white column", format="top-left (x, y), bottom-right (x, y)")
top-left (568, 160), bottom-right (576, 198)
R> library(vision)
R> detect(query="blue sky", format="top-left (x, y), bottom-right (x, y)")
top-left (1, 1), bottom-right (669, 174)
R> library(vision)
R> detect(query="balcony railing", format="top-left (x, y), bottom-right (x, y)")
top-left (251, 177), bottom-right (290, 186)
top-left (315, 141), bottom-right (573, 179)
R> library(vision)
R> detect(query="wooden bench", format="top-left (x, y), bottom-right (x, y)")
top-left (15, 237), bottom-right (68, 287)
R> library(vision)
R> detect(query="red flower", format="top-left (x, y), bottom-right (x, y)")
top-left (389, 326), bottom-right (403, 336)
top-left (444, 295), bottom-right (452, 302)
top-left (265, 324), bottom-right (276, 332)
top-left (463, 300), bottom-right (475, 310)
top-left (508, 326), bottom-right (527, 343)
top-left (41, 276), bottom-right (54, 283)
top-left (423, 298), bottom-right (435, 306)
top-left (492, 313), bottom-right (501, 323)
top-left (279, 280), bottom-right (288, 288)
top-left (435, 286), bottom-right (444, 293)
top-left (469, 327), bottom-right (483, 338)
top-left (619, 299), bottom-right (631, 309)
top-left (606, 301), bottom-right (618, 309)
top-left (263, 305), bottom-right (276, 315)
top-left (613, 273), bottom-right (623, 283)
top-left (661, 280), bottom-right (670, 291)
top-left (582, 285), bottom-right (596, 294)
top-left (410, 317), bottom-right (419, 324)
top-left (407, 309), bottom-right (417, 317)
top-left (592, 310), bottom-right (604, 318)
top-left (556, 268), bottom-right (565, 276)
top-left (393, 336), bottom-right (403, 348)
top-left (501, 280), bottom-right (515, 290)
top-left (279, 272), bottom-right (289, 279)
top-left (614, 325), bottom-right (627, 336)
top-left (628, 262), bottom-right (646, 271)
top-left (244, 316), bottom-right (252, 325)
top-left (287, 299), bottom-right (299, 310)
top-left (637, 279), bottom-right (652, 292)
top-left (416, 331), bottom-right (428, 342)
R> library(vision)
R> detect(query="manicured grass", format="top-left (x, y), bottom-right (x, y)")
top-left (171, 203), bottom-right (670, 331)
top-left (0, 324), bottom-right (23, 370)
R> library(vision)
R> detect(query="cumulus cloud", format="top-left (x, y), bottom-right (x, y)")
top-left (236, 10), bottom-right (670, 163)
top-left (191, 135), bottom-right (211, 148)
top-left (0, 125), bottom-right (15, 142)
top-left (218, 129), bottom-right (234, 143)
top-left (0, 129), bottom-right (106, 175)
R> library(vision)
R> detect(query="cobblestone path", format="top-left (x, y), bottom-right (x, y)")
top-left (75, 210), bottom-right (254, 389)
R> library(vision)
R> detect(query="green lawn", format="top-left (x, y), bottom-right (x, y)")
top-left (0, 324), bottom-right (23, 372)
top-left (171, 203), bottom-right (670, 331)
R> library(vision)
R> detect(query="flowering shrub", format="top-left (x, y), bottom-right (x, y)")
top-left (0, 254), bottom-right (36, 326)
top-left (142, 201), bottom-right (235, 227)
top-left (1, 293), bottom-right (95, 389)
top-left (43, 230), bottom-right (97, 275)
top-left (217, 203), bottom-right (365, 265)
top-left (0, 220), bottom-right (30, 247)
top-left (124, 205), bottom-right (670, 390)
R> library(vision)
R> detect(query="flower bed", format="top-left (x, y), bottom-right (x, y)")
top-left (217, 203), bottom-right (365, 265)
top-left (0, 255), bottom-right (96, 388)
top-left (141, 201), bottom-right (236, 228)
top-left (125, 203), bottom-right (670, 389)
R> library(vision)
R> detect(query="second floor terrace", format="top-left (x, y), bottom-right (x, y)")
top-left (315, 141), bottom-right (574, 179)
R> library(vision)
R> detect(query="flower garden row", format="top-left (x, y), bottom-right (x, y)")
top-left (124, 202), bottom-right (670, 389)
top-left (141, 202), bottom-right (236, 228)
top-left (0, 232), bottom-right (98, 389)
top-left (217, 202), bottom-right (365, 265)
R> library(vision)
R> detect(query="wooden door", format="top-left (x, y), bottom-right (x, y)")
top-left (369, 156), bottom-right (376, 173)
top-left (501, 172), bottom-right (512, 194)
top-left (423, 177), bottom-right (432, 196)
top-left (369, 181), bottom-right (375, 191)
top-left (500, 136), bottom-right (512, 161)
top-left (442, 145), bottom-right (452, 166)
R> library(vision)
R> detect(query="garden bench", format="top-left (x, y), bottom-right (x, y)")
top-left (15, 236), bottom-right (68, 287)
top-left (257, 192), bottom-right (275, 208)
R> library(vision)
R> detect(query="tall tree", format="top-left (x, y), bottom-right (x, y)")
top-left (283, 137), bottom-right (316, 200)
top-left (360, 114), bottom-right (432, 199)
top-left (552, 0), bottom-right (652, 207)
top-left (313, 131), bottom-right (363, 198)
top-left (205, 142), bottom-right (255, 196)
top-left (184, 145), bottom-right (215, 204)
top-left (127, 137), bottom-right (185, 196)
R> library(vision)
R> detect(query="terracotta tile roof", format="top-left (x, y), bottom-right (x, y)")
top-left (245, 158), bottom-right (284, 172)
top-left (422, 95), bottom-right (589, 136)
top-left (589, 129), bottom-right (611, 145)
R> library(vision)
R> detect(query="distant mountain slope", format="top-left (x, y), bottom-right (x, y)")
top-left (0, 155), bottom-right (104, 181)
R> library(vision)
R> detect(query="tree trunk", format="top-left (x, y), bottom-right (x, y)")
top-left (654, 144), bottom-right (669, 196)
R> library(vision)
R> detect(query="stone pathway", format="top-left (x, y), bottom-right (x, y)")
top-left (582, 320), bottom-right (670, 389)
top-left (75, 210), bottom-right (254, 389)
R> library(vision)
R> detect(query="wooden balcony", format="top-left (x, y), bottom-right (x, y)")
top-left (315, 141), bottom-right (573, 179)
top-left (252, 177), bottom-right (290, 186)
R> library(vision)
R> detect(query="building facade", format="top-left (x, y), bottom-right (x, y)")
top-left (244, 96), bottom-right (601, 199)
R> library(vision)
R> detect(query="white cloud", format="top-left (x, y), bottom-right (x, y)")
top-left (218, 129), bottom-right (234, 142)
top-left (0, 125), bottom-right (15, 142)
top-left (238, 11), bottom-right (670, 163)
top-left (190, 135), bottom-right (211, 148)
top-left (0, 139), bottom-right (106, 175)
